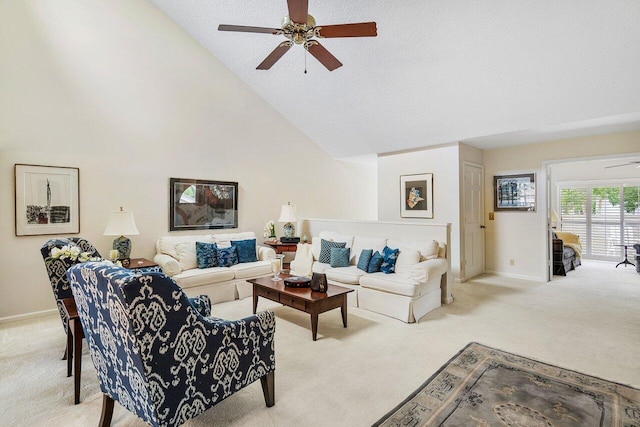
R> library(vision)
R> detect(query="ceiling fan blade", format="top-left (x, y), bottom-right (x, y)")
top-left (316, 22), bottom-right (377, 38)
top-left (218, 24), bottom-right (280, 34)
top-left (287, 0), bottom-right (309, 24)
top-left (257, 41), bottom-right (293, 70)
top-left (306, 41), bottom-right (343, 71)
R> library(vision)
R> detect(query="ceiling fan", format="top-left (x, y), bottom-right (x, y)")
top-left (604, 160), bottom-right (640, 169)
top-left (218, 0), bottom-right (377, 71)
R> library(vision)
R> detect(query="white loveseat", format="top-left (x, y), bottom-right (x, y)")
top-left (291, 231), bottom-right (448, 323)
top-left (153, 232), bottom-right (275, 303)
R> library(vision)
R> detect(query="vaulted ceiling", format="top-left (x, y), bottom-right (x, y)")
top-left (149, 0), bottom-right (640, 159)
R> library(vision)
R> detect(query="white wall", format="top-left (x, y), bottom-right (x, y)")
top-left (0, 0), bottom-right (376, 320)
top-left (483, 131), bottom-right (640, 281)
top-left (377, 144), bottom-right (462, 277)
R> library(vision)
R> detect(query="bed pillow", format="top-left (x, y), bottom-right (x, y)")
top-left (381, 246), bottom-right (399, 274)
top-left (357, 249), bottom-right (373, 271)
top-left (330, 247), bottom-right (351, 268)
top-left (216, 246), bottom-right (239, 267)
top-left (319, 239), bottom-right (346, 264)
top-left (196, 241), bottom-right (218, 269)
top-left (367, 251), bottom-right (384, 273)
top-left (231, 238), bottom-right (258, 263)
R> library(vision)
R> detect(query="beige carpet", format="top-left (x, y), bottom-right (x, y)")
top-left (1, 260), bottom-right (638, 426)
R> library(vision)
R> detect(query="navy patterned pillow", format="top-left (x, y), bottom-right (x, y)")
top-left (231, 239), bottom-right (258, 263)
top-left (357, 249), bottom-right (373, 272)
top-left (216, 246), bottom-right (239, 267)
top-left (196, 241), bottom-right (218, 269)
top-left (380, 246), bottom-right (399, 274)
top-left (319, 239), bottom-right (346, 264)
top-left (330, 247), bottom-right (350, 268)
top-left (367, 251), bottom-right (384, 273)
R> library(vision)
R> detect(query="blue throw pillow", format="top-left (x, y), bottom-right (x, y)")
top-left (196, 241), bottom-right (218, 269)
top-left (216, 246), bottom-right (239, 267)
top-left (319, 239), bottom-right (346, 264)
top-left (381, 246), bottom-right (399, 274)
top-left (357, 249), bottom-right (373, 271)
top-left (330, 247), bottom-right (350, 267)
top-left (367, 251), bottom-right (384, 273)
top-left (231, 238), bottom-right (258, 263)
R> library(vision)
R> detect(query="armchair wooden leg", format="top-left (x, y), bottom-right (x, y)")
top-left (99, 394), bottom-right (114, 427)
top-left (260, 371), bottom-right (275, 407)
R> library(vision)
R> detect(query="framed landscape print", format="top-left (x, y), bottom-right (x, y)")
top-left (14, 164), bottom-right (80, 236)
top-left (400, 173), bottom-right (433, 218)
top-left (493, 173), bottom-right (536, 211)
top-left (170, 178), bottom-right (238, 231)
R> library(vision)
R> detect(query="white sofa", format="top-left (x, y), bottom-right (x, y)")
top-left (153, 232), bottom-right (275, 303)
top-left (291, 231), bottom-right (448, 323)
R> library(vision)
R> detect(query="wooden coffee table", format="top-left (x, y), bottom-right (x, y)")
top-left (248, 274), bottom-right (353, 341)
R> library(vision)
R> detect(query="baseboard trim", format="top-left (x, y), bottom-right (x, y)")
top-left (0, 308), bottom-right (58, 325)
top-left (484, 270), bottom-right (544, 282)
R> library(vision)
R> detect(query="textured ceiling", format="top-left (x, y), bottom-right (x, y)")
top-left (148, 0), bottom-right (640, 159)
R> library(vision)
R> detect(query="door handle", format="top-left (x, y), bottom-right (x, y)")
top-left (480, 225), bottom-right (486, 229)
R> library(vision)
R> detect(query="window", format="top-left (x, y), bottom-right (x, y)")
top-left (559, 183), bottom-right (640, 261)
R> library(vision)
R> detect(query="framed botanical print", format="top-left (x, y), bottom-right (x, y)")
top-left (170, 178), bottom-right (238, 231)
top-left (15, 164), bottom-right (80, 236)
top-left (400, 173), bottom-right (434, 218)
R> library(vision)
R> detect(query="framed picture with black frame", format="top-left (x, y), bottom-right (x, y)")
top-left (14, 164), bottom-right (80, 236)
top-left (493, 173), bottom-right (536, 212)
top-left (169, 178), bottom-right (238, 231)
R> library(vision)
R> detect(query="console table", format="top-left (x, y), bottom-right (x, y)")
top-left (263, 241), bottom-right (300, 268)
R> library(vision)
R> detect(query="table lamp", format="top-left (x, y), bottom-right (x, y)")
top-left (103, 206), bottom-right (140, 266)
top-left (550, 209), bottom-right (561, 229)
top-left (278, 202), bottom-right (297, 238)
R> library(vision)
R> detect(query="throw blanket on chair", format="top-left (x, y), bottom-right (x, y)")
top-left (555, 231), bottom-right (582, 258)
top-left (291, 243), bottom-right (313, 276)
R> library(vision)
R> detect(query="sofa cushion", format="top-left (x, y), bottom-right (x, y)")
top-left (360, 273), bottom-right (439, 298)
top-left (231, 238), bottom-right (258, 263)
top-left (319, 231), bottom-right (354, 249)
top-left (325, 266), bottom-right (366, 285)
top-left (381, 246), bottom-right (399, 274)
top-left (330, 247), bottom-right (350, 267)
top-left (196, 241), bottom-right (218, 269)
top-left (158, 235), bottom-right (213, 259)
top-left (175, 241), bottom-right (198, 271)
top-left (387, 239), bottom-right (439, 261)
top-left (351, 236), bottom-right (387, 265)
top-left (319, 239), bottom-right (346, 264)
top-left (312, 262), bottom-right (332, 274)
top-left (356, 249), bottom-right (373, 271)
top-left (173, 267), bottom-right (235, 289)
top-left (213, 231), bottom-right (256, 248)
top-left (230, 260), bottom-right (272, 279)
top-left (216, 246), bottom-right (239, 267)
top-left (394, 249), bottom-right (421, 275)
top-left (367, 251), bottom-right (384, 273)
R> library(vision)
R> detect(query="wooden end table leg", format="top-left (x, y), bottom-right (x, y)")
top-left (66, 321), bottom-right (73, 377)
top-left (341, 295), bottom-right (348, 328)
top-left (72, 319), bottom-right (82, 404)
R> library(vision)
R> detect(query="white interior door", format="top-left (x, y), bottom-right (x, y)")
top-left (463, 163), bottom-right (485, 280)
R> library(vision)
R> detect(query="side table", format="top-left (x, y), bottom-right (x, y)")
top-left (61, 297), bottom-right (83, 404)
top-left (126, 258), bottom-right (161, 273)
top-left (263, 241), bottom-right (300, 268)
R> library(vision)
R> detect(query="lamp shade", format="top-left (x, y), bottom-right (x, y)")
top-left (550, 209), bottom-right (561, 226)
top-left (103, 208), bottom-right (140, 236)
top-left (278, 203), bottom-right (297, 223)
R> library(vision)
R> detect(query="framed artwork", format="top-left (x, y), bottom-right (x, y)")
top-left (400, 173), bottom-right (433, 218)
top-left (170, 178), bottom-right (238, 231)
top-left (494, 173), bottom-right (536, 211)
top-left (14, 164), bottom-right (80, 236)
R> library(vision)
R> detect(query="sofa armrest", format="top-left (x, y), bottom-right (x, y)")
top-left (153, 253), bottom-right (181, 277)
top-left (258, 245), bottom-right (276, 261)
top-left (408, 258), bottom-right (448, 283)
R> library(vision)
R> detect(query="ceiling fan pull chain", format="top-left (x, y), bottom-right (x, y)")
top-left (304, 49), bottom-right (307, 74)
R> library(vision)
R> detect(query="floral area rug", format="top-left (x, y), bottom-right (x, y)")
top-left (373, 342), bottom-right (640, 426)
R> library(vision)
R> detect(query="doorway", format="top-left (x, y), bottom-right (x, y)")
top-left (463, 162), bottom-right (485, 281)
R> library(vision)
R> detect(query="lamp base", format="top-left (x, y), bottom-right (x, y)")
top-left (283, 222), bottom-right (295, 238)
top-left (113, 236), bottom-right (132, 260)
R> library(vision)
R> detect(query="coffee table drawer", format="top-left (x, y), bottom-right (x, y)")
top-left (280, 294), bottom-right (306, 311)
top-left (256, 287), bottom-right (280, 303)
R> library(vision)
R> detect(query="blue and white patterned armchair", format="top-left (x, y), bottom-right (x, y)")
top-left (67, 262), bottom-right (276, 427)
